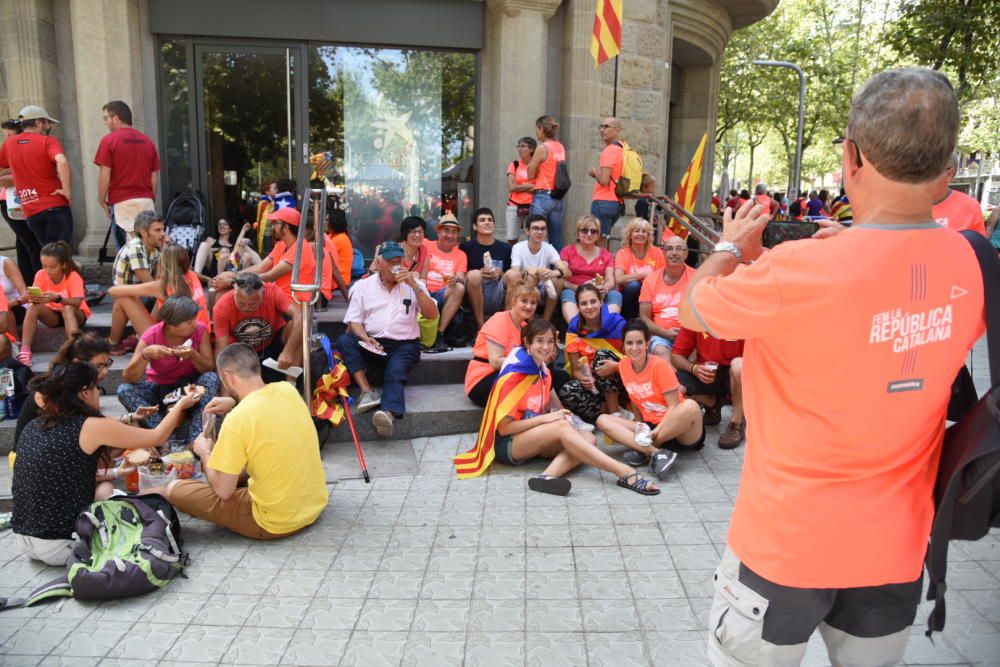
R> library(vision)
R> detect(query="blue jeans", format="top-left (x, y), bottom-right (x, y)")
top-left (620, 280), bottom-right (642, 319)
top-left (336, 333), bottom-right (421, 417)
top-left (531, 191), bottom-right (564, 251)
top-left (590, 200), bottom-right (623, 237)
top-left (109, 207), bottom-right (127, 249)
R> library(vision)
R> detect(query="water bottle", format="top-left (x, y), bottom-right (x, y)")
top-left (580, 363), bottom-right (600, 395)
top-left (5, 386), bottom-right (18, 420)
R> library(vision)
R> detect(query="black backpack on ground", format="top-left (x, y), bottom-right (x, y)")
top-left (925, 230), bottom-right (1000, 637)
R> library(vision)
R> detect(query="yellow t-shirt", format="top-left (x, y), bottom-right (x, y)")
top-left (208, 382), bottom-right (328, 534)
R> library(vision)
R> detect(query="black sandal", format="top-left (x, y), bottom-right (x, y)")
top-left (528, 474), bottom-right (571, 496)
top-left (617, 472), bottom-right (660, 496)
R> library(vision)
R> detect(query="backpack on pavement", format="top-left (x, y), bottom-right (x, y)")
top-left (925, 230), bottom-right (1000, 637)
top-left (613, 141), bottom-right (644, 198)
top-left (0, 494), bottom-right (188, 611)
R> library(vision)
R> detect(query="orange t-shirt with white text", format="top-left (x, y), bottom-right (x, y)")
top-left (618, 354), bottom-right (682, 425)
top-left (465, 312), bottom-right (523, 393)
top-left (615, 246), bottom-right (665, 279)
top-left (932, 189), bottom-right (986, 237)
top-left (639, 266), bottom-right (694, 331)
top-left (689, 222), bottom-right (985, 588)
top-left (425, 243), bottom-right (468, 293)
top-left (33, 269), bottom-right (91, 318)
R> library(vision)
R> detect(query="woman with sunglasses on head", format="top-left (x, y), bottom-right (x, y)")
top-left (505, 137), bottom-right (536, 244)
top-left (11, 362), bottom-right (199, 565)
top-left (455, 318), bottom-right (660, 496)
top-left (193, 218), bottom-right (262, 281)
top-left (596, 319), bottom-right (704, 482)
top-left (559, 215), bottom-right (622, 325)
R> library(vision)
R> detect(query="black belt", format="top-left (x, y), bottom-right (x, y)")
top-left (472, 356), bottom-right (490, 364)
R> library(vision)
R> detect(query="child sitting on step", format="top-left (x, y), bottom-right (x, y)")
top-left (18, 241), bottom-right (90, 366)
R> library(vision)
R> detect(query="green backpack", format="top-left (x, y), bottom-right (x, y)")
top-left (0, 494), bottom-right (189, 610)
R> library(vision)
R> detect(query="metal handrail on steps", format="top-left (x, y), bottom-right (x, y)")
top-left (290, 188), bottom-right (327, 405)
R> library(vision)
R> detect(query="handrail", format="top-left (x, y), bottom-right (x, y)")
top-left (290, 188), bottom-right (327, 405)
top-left (646, 194), bottom-right (721, 250)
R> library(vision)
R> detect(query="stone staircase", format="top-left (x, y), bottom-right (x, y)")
top-left (0, 297), bottom-right (481, 454)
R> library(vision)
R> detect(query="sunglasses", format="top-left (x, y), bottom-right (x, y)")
top-left (580, 229), bottom-right (599, 235)
top-left (94, 359), bottom-right (113, 369)
top-left (833, 135), bottom-right (864, 169)
top-left (233, 276), bottom-right (263, 290)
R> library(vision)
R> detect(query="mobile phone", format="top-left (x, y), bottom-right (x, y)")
top-left (27, 287), bottom-right (43, 297)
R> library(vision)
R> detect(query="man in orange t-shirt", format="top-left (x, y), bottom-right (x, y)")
top-left (639, 235), bottom-right (694, 360)
top-left (680, 69), bottom-right (986, 666)
top-left (421, 213), bottom-right (467, 353)
top-left (931, 154), bottom-right (986, 236)
top-left (588, 117), bottom-right (625, 241)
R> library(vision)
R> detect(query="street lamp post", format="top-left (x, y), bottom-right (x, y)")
top-left (753, 60), bottom-right (806, 200)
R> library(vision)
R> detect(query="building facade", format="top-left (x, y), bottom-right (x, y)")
top-left (0, 0), bottom-right (776, 256)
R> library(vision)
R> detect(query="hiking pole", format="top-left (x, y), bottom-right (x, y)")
top-left (341, 396), bottom-right (370, 483)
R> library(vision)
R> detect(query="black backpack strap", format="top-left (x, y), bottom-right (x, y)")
top-left (0, 575), bottom-right (72, 611)
top-left (926, 230), bottom-right (1000, 637)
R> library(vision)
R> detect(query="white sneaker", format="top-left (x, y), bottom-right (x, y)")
top-left (357, 390), bottom-right (382, 413)
top-left (372, 410), bottom-right (395, 437)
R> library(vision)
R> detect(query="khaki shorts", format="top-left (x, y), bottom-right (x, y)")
top-left (113, 198), bottom-right (155, 236)
top-left (168, 480), bottom-right (297, 541)
top-left (15, 533), bottom-right (73, 566)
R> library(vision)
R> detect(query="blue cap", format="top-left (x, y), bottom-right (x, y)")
top-left (379, 241), bottom-right (405, 260)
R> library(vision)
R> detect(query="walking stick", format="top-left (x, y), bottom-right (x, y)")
top-left (341, 395), bottom-right (370, 483)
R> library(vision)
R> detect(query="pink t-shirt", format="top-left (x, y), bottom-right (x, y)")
top-left (140, 320), bottom-right (208, 385)
top-left (560, 244), bottom-right (613, 287)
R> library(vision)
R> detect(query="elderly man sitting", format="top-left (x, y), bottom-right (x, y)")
top-left (335, 241), bottom-right (438, 437)
top-left (160, 343), bottom-right (328, 540)
top-left (212, 272), bottom-right (303, 382)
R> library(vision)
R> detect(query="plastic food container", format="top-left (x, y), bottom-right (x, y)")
top-left (139, 464), bottom-right (177, 491)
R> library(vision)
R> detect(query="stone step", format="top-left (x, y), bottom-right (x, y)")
top-left (0, 395), bottom-right (125, 455)
top-left (328, 383), bottom-right (481, 444)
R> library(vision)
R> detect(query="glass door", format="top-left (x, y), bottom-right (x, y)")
top-left (194, 45), bottom-right (308, 232)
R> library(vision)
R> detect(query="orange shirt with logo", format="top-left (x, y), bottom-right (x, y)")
top-left (639, 265), bottom-right (694, 330)
top-left (618, 354), bottom-right (682, 425)
top-left (933, 189), bottom-right (986, 237)
top-left (465, 312), bottom-right (523, 393)
top-left (689, 223), bottom-right (985, 588)
top-left (33, 269), bottom-right (91, 318)
top-left (425, 243), bottom-right (468, 293)
top-left (592, 142), bottom-right (623, 202)
top-left (615, 246), bottom-right (665, 278)
top-left (505, 371), bottom-right (552, 422)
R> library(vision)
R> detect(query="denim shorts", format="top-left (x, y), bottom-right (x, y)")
top-left (494, 433), bottom-right (524, 466)
top-left (649, 335), bottom-right (674, 351)
top-left (560, 287), bottom-right (623, 307)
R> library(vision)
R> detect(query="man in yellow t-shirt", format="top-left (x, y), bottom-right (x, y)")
top-left (163, 343), bottom-right (328, 539)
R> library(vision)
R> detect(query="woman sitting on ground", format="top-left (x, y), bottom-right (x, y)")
top-left (454, 318), bottom-right (660, 496)
top-left (614, 218), bottom-right (664, 320)
top-left (0, 254), bottom-right (28, 339)
top-left (557, 283), bottom-right (627, 424)
top-left (108, 244), bottom-right (211, 354)
top-left (596, 319), bottom-right (704, 482)
top-left (18, 241), bottom-right (90, 366)
top-left (11, 362), bottom-right (199, 565)
top-left (118, 295), bottom-right (218, 445)
top-left (559, 215), bottom-right (621, 325)
top-left (193, 218), bottom-right (261, 280)
top-left (465, 278), bottom-right (539, 407)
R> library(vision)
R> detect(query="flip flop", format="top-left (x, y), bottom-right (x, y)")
top-left (528, 474), bottom-right (571, 496)
top-left (617, 472), bottom-right (660, 496)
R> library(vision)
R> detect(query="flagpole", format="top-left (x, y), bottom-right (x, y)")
top-left (612, 55), bottom-right (619, 117)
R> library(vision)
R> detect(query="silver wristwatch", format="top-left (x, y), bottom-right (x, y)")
top-left (713, 241), bottom-right (743, 262)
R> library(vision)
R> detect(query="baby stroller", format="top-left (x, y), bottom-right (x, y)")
top-left (164, 192), bottom-right (206, 256)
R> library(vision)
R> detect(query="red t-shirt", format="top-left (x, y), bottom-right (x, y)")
top-left (592, 142), bottom-right (623, 202)
top-left (425, 243), bottom-right (468, 293)
top-left (0, 133), bottom-right (68, 217)
top-left (33, 269), bottom-right (91, 318)
top-left (268, 240), bottom-right (316, 300)
top-left (618, 354), bottom-right (682, 425)
top-left (92, 127), bottom-right (160, 204)
top-left (672, 327), bottom-right (744, 366)
top-left (932, 190), bottom-right (987, 237)
top-left (560, 244), bottom-right (613, 287)
top-left (213, 282), bottom-right (292, 352)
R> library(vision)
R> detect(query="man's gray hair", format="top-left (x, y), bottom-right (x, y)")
top-left (754, 183), bottom-right (767, 196)
top-left (847, 67), bottom-right (958, 183)
top-left (134, 210), bottom-right (163, 236)
top-left (216, 343), bottom-right (261, 378)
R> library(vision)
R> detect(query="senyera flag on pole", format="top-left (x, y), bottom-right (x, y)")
top-left (591, 0), bottom-right (623, 66)
top-left (668, 133), bottom-right (708, 239)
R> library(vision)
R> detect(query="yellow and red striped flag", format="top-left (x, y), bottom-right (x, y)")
top-left (668, 133), bottom-right (707, 238)
top-left (591, 0), bottom-right (623, 66)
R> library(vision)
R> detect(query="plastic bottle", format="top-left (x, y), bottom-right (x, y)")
top-left (634, 422), bottom-right (653, 447)
top-left (579, 362), bottom-right (600, 395)
top-left (4, 386), bottom-right (18, 420)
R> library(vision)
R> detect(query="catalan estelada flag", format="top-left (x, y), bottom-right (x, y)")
top-left (454, 348), bottom-right (547, 479)
top-left (564, 305), bottom-right (626, 375)
top-left (668, 133), bottom-right (708, 239)
top-left (591, 0), bottom-right (623, 66)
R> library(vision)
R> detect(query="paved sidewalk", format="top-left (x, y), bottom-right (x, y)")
top-left (0, 337), bottom-right (998, 665)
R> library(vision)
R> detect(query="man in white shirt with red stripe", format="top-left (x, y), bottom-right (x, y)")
top-left (335, 241), bottom-right (438, 437)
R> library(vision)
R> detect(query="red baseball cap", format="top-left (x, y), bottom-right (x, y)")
top-left (267, 207), bottom-right (300, 227)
